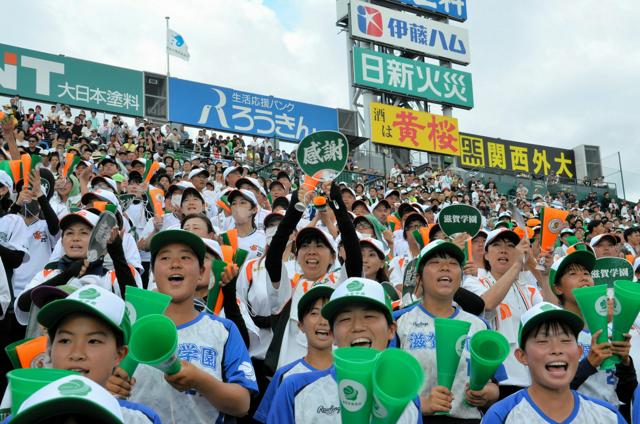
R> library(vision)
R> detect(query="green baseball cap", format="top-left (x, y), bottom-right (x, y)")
top-left (10, 373), bottom-right (124, 423)
top-left (150, 229), bottom-right (206, 265)
top-left (517, 302), bottom-right (583, 348)
top-left (297, 284), bottom-right (334, 321)
top-left (548, 250), bottom-right (596, 293)
top-left (38, 284), bottom-right (131, 344)
top-left (322, 278), bottom-right (392, 324)
top-left (415, 239), bottom-right (465, 272)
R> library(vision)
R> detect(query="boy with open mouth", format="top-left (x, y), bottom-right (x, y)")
top-left (266, 277), bottom-right (421, 423)
top-left (483, 302), bottom-right (625, 423)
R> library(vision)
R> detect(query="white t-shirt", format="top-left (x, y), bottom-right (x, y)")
top-left (12, 219), bottom-right (56, 297)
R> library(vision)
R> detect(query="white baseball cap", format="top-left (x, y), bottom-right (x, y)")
top-left (188, 168), bottom-right (210, 179)
top-left (10, 373), bottom-right (124, 424)
top-left (236, 176), bottom-right (267, 197)
top-left (321, 277), bottom-right (392, 324)
top-left (0, 170), bottom-right (13, 189)
top-left (359, 237), bottom-right (389, 258)
top-left (518, 302), bottom-right (583, 348)
top-left (90, 176), bottom-right (117, 193)
top-left (202, 238), bottom-right (223, 260)
top-left (227, 188), bottom-right (258, 207)
top-left (59, 210), bottom-right (100, 231)
top-left (484, 228), bottom-right (521, 251)
top-left (223, 166), bottom-right (241, 181)
top-left (589, 233), bottom-right (618, 247)
top-left (81, 188), bottom-right (119, 206)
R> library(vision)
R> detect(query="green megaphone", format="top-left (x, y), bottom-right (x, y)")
top-left (7, 368), bottom-right (78, 415)
top-left (4, 338), bottom-right (33, 370)
top-left (126, 315), bottom-right (182, 376)
top-left (573, 284), bottom-right (614, 370)
top-left (333, 347), bottom-right (380, 424)
top-left (370, 348), bottom-right (424, 423)
top-left (119, 287), bottom-right (172, 376)
top-left (435, 318), bottom-right (471, 415)
top-left (611, 280), bottom-right (640, 363)
top-left (469, 330), bottom-right (509, 391)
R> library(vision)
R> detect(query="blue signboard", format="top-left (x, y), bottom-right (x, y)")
top-left (390, 0), bottom-right (467, 22)
top-left (169, 78), bottom-right (338, 142)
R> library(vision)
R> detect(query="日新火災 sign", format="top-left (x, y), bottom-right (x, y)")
top-left (459, 133), bottom-right (577, 179)
top-left (353, 47), bottom-right (473, 109)
top-left (388, 0), bottom-right (468, 22)
top-left (0, 43), bottom-right (143, 116)
top-left (168, 78), bottom-right (338, 142)
top-left (370, 102), bottom-right (460, 156)
top-left (349, 0), bottom-right (470, 65)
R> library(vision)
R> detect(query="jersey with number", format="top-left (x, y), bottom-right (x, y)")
top-left (393, 304), bottom-right (506, 419)
top-left (482, 389), bottom-right (625, 423)
top-left (266, 366), bottom-right (422, 424)
top-left (463, 271), bottom-right (543, 387)
top-left (254, 358), bottom-right (317, 423)
top-left (130, 312), bottom-right (258, 424)
top-left (576, 329), bottom-right (620, 405)
top-left (12, 219), bottom-right (56, 297)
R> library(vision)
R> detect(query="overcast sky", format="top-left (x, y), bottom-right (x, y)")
top-left (4, 0), bottom-right (640, 198)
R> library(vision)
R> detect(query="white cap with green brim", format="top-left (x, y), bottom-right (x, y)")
top-left (548, 250), bottom-right (596, 292)
top-left (322, 277), bottom-right (392, 324)
top-left (517, 302), bottom-right (583, 349)
top-left (298, 284), bottom-right (335, 321)
top-left (38, 284), bottom-right (131, 344)
top-left (11, 374), bottom-right (123, 424)
top-left (415, 239), bottom-right (465, 272)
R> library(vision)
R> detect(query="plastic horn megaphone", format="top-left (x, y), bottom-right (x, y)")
top-left (126, 315), bottom-right (181, 375)
top-left (469, 330), bottom-right (509, 391)
top-left (333, 347), bottom-right (380, 424)
top-left (7, 368), bottom-right (78, 415)
top-left (370, 348), bottom-right (424, 424)
top-left (5, 338), bottom-right (33, 370)
top-left (435, 318), bottom-right (470, 414)
top-left (611, 280), bottom-right (640, 362)
top-left (573, 284), bottom-right (614, 370)
top-left (119, 287), bottom-right (173, 376)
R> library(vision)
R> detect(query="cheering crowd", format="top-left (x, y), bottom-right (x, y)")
top-left (0, 101), bottom-right (639, 423)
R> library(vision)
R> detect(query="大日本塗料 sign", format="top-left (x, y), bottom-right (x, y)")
top-left (168, 78), bottom-right (338, 142)
top-left (370, 102), bottom-right (460, 156)
top-left (349, 0), bottom-right (470, 65)
top-left (0, 43), bottom-right (144, 116)
top-left (353, 46), bottom-right (473, 109)
top-left (459, 133), bottom-right (577, 178)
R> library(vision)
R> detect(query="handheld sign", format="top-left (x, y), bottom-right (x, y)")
top-left (87, 211), bottom-right (117, 263)
top-left (437, 204), bottom-right (482, 238)
top-left (591, 257), bottom-right (634, 288)
top-left (296, 130), bottom-right (349, 181)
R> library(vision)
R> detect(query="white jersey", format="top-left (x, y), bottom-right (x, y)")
top-left (254, 358), bottom-right (317, 423)
top-left (118, 399), bottom-right (161, 424)
top-left (266, 366), bottom-right (421, 423)
top-left (130, 312), bottom-right (258, 424)
top-left (124, 201), bottom-right (149, 262)
top-left (482, 389), bottom-right (625, 423)
top-left (0, 213), bottom-right (29, 259)
top-left (393, 304), bottom-right (506, 419)
top-left (463, 271), bottom-right (543, 387)
top-left (576, 328), bottom-right (620, 406)
top-left (12, 220), bottom-right (56, 297)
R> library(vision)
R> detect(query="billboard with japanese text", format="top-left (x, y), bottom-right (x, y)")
top-left (370, 102), bottom-right (460, 156)
top-left (459, 133), bottom-right (577, 179)
top-left (353, 47), bottom-right (473, 109)
top-left (0, 43), bottom-right (143, 116)
top-left (389, 0), bottom-right (467, 22)
top-left (349, 0), bottom-right (470, 65)
top-left (168, 78), bottom-right (338, 142)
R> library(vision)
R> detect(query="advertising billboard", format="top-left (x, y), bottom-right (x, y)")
top-left (388, 0), bottom-right (467, 22)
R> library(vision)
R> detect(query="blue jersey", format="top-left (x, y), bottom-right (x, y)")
top-left (130, 312), bottom-right (258, 424)
top-left (254, 358), bottom-right (318, 423)
top-left (266, 366), bottom-right (422, 424)
top-left (483, 389), bottom-right (626, 423)
top-left (392, 304), bottom-right (507, 419)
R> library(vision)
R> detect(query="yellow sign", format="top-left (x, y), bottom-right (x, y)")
top-left (370, 102), bottom-right (461, 156)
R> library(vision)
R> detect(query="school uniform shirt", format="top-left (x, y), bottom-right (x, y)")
top-left (576, 328), bottom-right (620, 406)
top-left (238, 229), bottom-right (266, 262)
top-left (11, 219), bottom-right (57, 297)
top-left (254, 358), bottom-right (318, 423)
top-left (0, 213), bottom-right (29, 260)
top-left (125, 200), bottom-right (150, 263)
top-left (118, 399), bottom-right (162, 424)
top-left (14, 266), bottom-right (142, 325)
top-left (130, 312), bottom-right (258, 424)
top-left (463, 272), bottom-right (543, 387)
top-left (393, 304), bottom-right (507, 420)
top-left (482, 389), bottom-right (625, 423)
top-left (266, 263), bottom-right (344, 369)
top-left (266, 366), bottom-right (422, 424)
